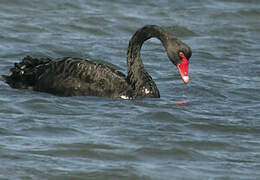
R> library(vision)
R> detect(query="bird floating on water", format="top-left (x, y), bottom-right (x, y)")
top-left (1, 25), bottom-right (192, 99)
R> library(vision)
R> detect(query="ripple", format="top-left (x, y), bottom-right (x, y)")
top-left (1, 0), bottom-right (260, 179)
top-left (165, 25), bottom-right (198, 37)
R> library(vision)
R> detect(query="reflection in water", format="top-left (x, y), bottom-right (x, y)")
top-left (173, 99), bottom-right (191, 107)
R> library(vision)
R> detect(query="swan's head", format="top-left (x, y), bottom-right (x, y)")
top-left (166, 38), bottom-right (192, 84)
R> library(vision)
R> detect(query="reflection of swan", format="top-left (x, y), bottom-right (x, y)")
top-left (1, 25), bottom-right (192, 99)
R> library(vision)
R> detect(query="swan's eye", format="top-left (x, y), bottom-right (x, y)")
top-left (179, 52), bottom-right (189, 61)
top-left (178, 52), bottom-right (185, 58)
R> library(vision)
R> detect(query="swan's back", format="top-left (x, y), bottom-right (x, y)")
top-left (2, 56), bottom-right (133, 98)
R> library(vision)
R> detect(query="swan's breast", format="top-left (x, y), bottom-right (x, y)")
top-left (144, 88), bottom-right (150, 94)
top-left (141, 86), bottom-right (160, 98)
top-left (142, 87), bottom-right (152, 95)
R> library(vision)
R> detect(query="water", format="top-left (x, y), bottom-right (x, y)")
top-left (0, 0), bottom-right (260, 179)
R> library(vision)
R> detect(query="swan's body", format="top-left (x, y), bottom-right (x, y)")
top-left (1, 25), bottom-right (192, 99)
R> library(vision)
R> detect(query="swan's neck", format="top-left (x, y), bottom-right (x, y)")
top-left (126, 25), bottom-right (169, 97)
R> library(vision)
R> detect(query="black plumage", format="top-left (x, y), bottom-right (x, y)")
top-left (1, 25), bottom-right (192, 99)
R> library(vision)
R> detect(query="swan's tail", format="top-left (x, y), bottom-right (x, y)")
top-left (1, 56), bottom-right (52, 89)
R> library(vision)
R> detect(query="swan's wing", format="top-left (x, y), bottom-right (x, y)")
top-left (3, 56), bottom-right (133, 97)
top-left (33, 57), bottom-right (132, 97)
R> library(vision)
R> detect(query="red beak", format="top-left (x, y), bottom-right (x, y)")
top-left (177, 52), bottom-right (189, 84)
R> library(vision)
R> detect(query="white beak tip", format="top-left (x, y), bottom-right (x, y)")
top-left (182, 76), bottom-right (189, 84)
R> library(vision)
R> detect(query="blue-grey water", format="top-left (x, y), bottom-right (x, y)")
top-left (0, 0), bottom-right (260, 179)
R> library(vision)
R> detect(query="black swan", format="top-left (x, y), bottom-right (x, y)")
top-left (1, 25), bottom-right (192, 99)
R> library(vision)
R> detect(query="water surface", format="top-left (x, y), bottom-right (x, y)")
top-left (0, 0), bottom-right (260, 179)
